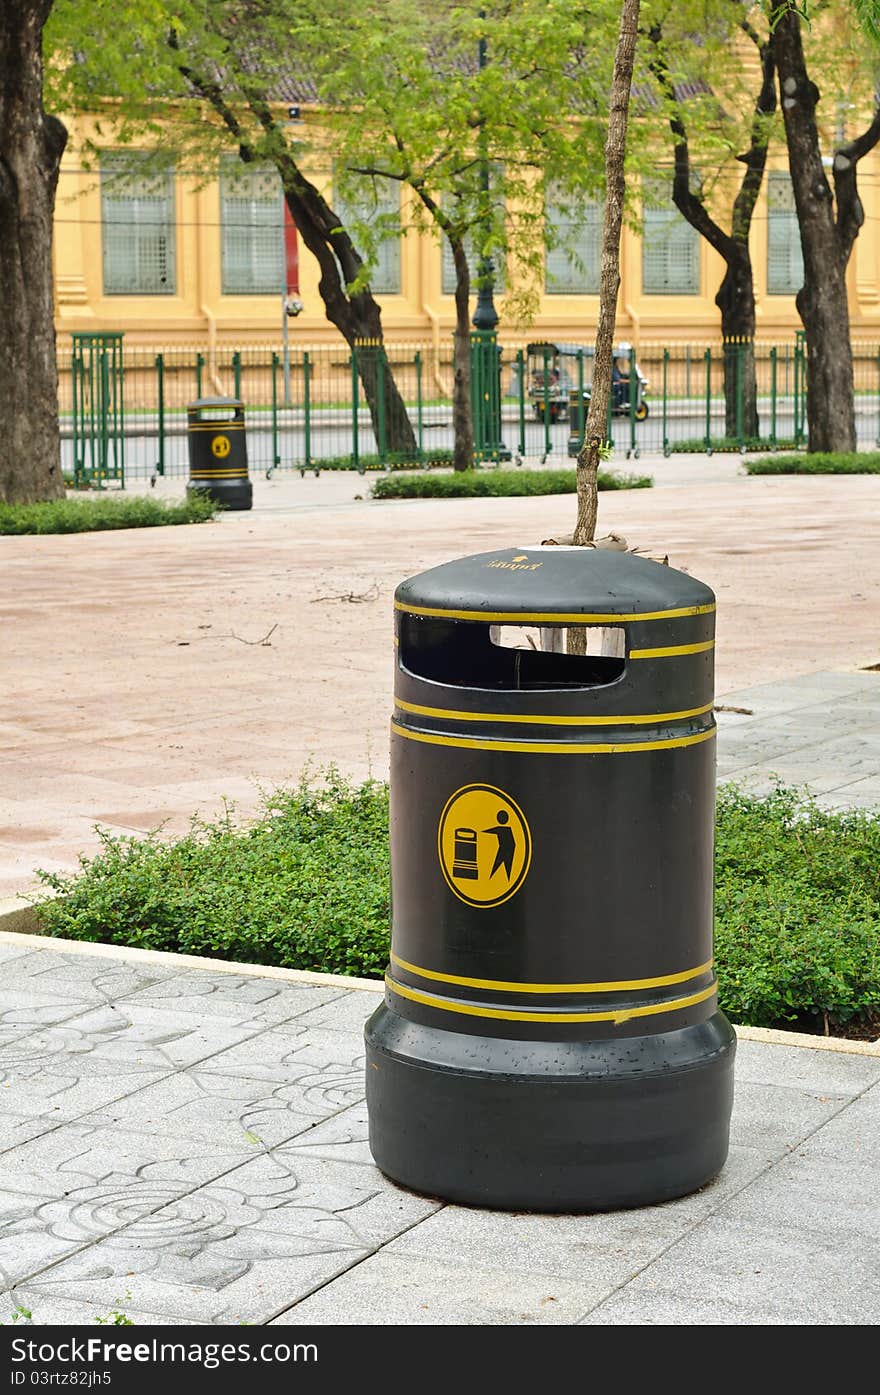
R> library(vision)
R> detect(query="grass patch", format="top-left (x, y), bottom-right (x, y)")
top-left (668, 436), bottom-right (798, 454)
top-left (0, 493), bottom-right (216, 535)
top-left (31, 776), bottom-right (880, 1037)
top-left (745, 451), bottom-right (880, 475)
top-left (370, 467), bottom-right (652, 499)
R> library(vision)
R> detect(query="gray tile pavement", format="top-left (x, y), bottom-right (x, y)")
top-left (0, 943), bottom-right (877, 1326)
top-left (715, 669), bottom-right (880, 808)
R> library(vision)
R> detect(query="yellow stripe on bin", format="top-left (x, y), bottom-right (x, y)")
top-left (386, 976), bottom-right (717, 1025)
top-left (630, 640), bottom-right (715, 659)
top-left (390, 720), bottom-right (716, 755)
top-left (395, 601), bottom-right (715, 623)
top-left (395, 699), bottom-right (713, 727)
top-left (390, 952), bottom-right (714, 995)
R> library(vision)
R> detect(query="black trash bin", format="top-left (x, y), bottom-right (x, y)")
top-left (365, 545), bottom-right (735, 1213)
top-left (187, 397), bottom-right (252, 511)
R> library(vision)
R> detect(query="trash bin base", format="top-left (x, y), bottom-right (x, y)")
top-left (187, 480), bottom-right (252, 511)
top-left (365, 1005), bottom-right (736, 1213)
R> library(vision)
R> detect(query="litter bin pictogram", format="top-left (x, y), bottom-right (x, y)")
top-left (186, 397), bottom-right (252, 511)
top-left (365, 545), bottom-right (736, 1212)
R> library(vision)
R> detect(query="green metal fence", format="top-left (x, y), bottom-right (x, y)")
top-left (61, 333), bottom-right (880, 484)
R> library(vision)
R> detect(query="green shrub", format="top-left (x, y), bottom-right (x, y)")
top-left (714, 784), bottom-right (880, 1032)
top-left (370, 467), bottom-right (652, 499)
top-left (0, 493), bottom-right (216, 535)
top-left (310, 450), bottom-right (455, 472)
top-left (668, 437), bottom-right (798, 454)
top-left (745, 452), bottom-right (880, 475)
top-left (35, 773), bottom-right (391, 979)
top-left (32, 775), bottom-right (880, 1036)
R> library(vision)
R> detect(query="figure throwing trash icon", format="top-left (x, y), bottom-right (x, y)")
top-left (438, 784), bottom-right (532, 908)
top-left (485, 810), bottom-right (516, 882)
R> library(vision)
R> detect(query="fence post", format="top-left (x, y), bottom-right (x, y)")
top-left (155, 353), bottom-right (165, 477)
top-left (351, 345), bottom-right (361, 473)
top-left (233, 351), bottom-right (242, 402)
top-left (271, 351), bottom-right (280, 471)
top-left (414, 350), bottom-right (424, 463)
top-left (517, 349), bottom-right (526, 456)
top-left (769, 346), bottom-right (777, 450)
top-left (71, 347), bottom-right (81, 486)
top-left (304, 351), bottom-right (312, 472)
top-left (704, 346), bottom-right (713, 454)
top-left (575, 350), bottom-right (585, 457)
top-left (196, 351), bottom-right (204, 399)
top-left (876, 348), bottom-right (880, 447)
top-left (628, 351), bottom-right (637, 458)
top-left (115, 338), bottom-right (125, 489)
top-left (685, 343), bottom-right (691, 400)
top-left (377, 345), bottom-right (387, 462)
top-left (793, 331), bottom-right (806, 448)
top-left (543, 349), bottom-right (551, 457)
top-left (735, 339), bottom-right (744, 448)
top-left (98, 348), bottom-right (110, 489)
top-left (662, 348), bottom-right (670, 457)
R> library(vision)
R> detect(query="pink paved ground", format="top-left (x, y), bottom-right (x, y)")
top-left (2, 468), bottom-right (879, 898)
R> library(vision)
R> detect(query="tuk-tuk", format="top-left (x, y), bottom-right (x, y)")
top-left (526, 341), bottom-right (650, 422)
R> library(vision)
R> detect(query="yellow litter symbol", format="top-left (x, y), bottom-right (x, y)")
top-left (211, 434), bottom-right (231, 459)
top-left (438, 783), bottom-right (532, 908)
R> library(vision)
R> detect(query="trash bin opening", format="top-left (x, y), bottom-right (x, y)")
top-left (196, 408), bottom-right (237, 422)
top-left (490, 624), bottom-right (625, 658)
top-left (399, 615), bottom-right (626, 690)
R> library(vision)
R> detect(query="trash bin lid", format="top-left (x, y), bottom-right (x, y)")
top-left (395, 547), bottom-right (714, 623)
top-left (188, 397), bottom-right (244, 409)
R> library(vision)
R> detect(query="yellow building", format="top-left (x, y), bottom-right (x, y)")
top-left (51, 114), bottom-right (880, 357)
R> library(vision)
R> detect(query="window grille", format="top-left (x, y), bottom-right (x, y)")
top-left (220, 161), bottom-right (285, 295)
top-left (101, 155), bottom-right (176, 296)
top-left (642, 176), bottom-right (700, 295)
top-left (544, 189), bottom-right (601, 293)
top-left (766, 171), bottom-right (804, 295)
top-left (333, 177), bottom-right (401, 294)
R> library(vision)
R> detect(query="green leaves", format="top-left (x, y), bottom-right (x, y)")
top-left (368, 466), bottom-right (652, 497)
top-left (0, 493), bottom-right (216, 534)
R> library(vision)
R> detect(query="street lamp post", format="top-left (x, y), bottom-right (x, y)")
top-left (471, 20), bottom-right (509, 462)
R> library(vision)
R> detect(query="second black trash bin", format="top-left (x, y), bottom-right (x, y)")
top-left (365, 544), bottom-right (736, 1213)
top-left (187, 397), bottom-right (252, 511)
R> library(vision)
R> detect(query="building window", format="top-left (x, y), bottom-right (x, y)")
top-left (333, 176), bottom-right (401, 294)
top-left (544, 189), bottom-right (601, 293)
top-left (767, 172), bottom-right (803, 295)
top-left (101, 154), bottom-right (176, 296)
top-left (642, 176), bottom-right (700, 294)
top-left (220, 161), bottom-right (284, 295)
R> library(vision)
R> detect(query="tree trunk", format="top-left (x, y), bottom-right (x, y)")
top-left (648, 19), bottom-right (774, 446)
top-left (283, 186), bottom-right (418, 458)
top-left (772, 5), bottom-right (856, 452)
top-left (574, 0), bottom-right (640, 547)
top-left (0, 1), bottom-right (66, 505)
top-left (170, 51), bottom-right (418, 459)
top-left (450, 236), bottom-right (474, 471)
top-left (716, 248), bottom-right (759, 440)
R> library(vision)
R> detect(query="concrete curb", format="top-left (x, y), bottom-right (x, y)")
top-left (2, 914), bottom-right (877, 1054)
top-left (0, 897), bottom-right (46, 936)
